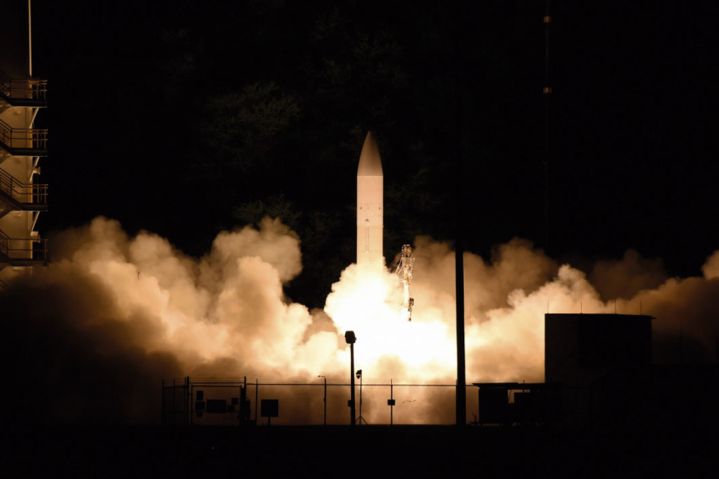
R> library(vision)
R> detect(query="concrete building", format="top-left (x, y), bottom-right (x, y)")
top-left (473, 314), bottom-right (655, 425)
top-left (545, 313), bottom-right (653, 386)
top-left (544, 313), bottom-right (654, 425)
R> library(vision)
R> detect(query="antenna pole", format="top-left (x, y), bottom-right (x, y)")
top-left (543, 0), bottom-right (552, 249)
top-left (28, 0), bottom-right (33, 77)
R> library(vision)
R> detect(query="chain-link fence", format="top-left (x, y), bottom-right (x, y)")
top-left (162, 377), bottom-right (483, 426)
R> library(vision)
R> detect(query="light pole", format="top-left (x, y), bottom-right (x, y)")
top-left (344, 331), bottom-right (356, 426)
top-left (356, 369), bottom-right (364, 424)
top-left (318, 375), bottom-right (327, 426)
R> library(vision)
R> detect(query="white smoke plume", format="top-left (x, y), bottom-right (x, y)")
top-left (49, 216), bottom-right (343, 378)
top-left (1, 216), bottom-right (718, 424)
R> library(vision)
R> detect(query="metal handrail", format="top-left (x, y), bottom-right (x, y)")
top-left (0, 118), bottom-right (48, 151)
top-left (0, 71), bottom-right (47, 102)
top-left (0, 168), bottom-right (47, 206)
top-left (0, 229), bottom-right (47, 261)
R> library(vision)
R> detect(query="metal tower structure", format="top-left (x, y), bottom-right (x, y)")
top-left (0, 0), bottom-right (48, 279)
top-left (394, 244), bottom-right (415, 321)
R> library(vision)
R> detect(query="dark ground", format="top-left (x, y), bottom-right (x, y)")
top-left (7, 423), bottom-right (717, 478)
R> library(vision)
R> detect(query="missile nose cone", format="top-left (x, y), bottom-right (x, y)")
top-left (357, 131), bottom-right (383, 176)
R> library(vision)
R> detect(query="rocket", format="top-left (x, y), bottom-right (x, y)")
top-left (356, 131), bottom-right (383, 267)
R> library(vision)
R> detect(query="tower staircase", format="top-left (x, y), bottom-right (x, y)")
top-left (0, 68), bottom-right (48, 272)
top-left (0, 167), bottom-right (47, 217)
top-left (0, 228), bottom-right (46, 267)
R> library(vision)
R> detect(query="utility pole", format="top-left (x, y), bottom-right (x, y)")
top-left (345, 331), bottom-right (357, 426)
top-left (455, 237), bottom-right (466, 427)
top-left (543, 0), bottom-right (553, 249)
top-left (28, 0), bottom-right (33, 77)
top-left (451, 1), bottom-right (467, 429)
top-left (356, 370), bottom-right (366, 424)
top-left (318, 375), bottom-right (327, 426)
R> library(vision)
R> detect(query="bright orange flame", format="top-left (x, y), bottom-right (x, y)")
top-left (325, 263), bottom-right (456, 382)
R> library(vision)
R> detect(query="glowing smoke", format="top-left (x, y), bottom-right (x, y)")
top-left (1, 216), bottom-right (718, 424)
top-left (47, 216), bottom-right (343, 378)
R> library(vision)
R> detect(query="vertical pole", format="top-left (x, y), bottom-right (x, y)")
top-left (28, 0), bottom-right (33, 77)
top-left (323, 377), bottom-right (327, 426)
top-left (162, 379), bottom-right (165, 425)
top-left (679, 330), bottom-right (684, 364)
top-left (451, 1), bottom-right (466, 429)
top-left (390, 379), bottom-right (394, 426)
top-left (359, 374), bottom-right (363, 424)
top-left (170, 378), bottom-right (174, 425)
top-left (241, 376), bottom-right (247, 425)
top-left (255, 378), bottom-right (259, 424)
top-left (456, 239), bottom-right (466, 427)
top-left (543, 0), bottom-right (552, 249)
top-left (186, 376), bottom-right (192, 426)
top-left (350, 343), bottom-right (356, 426)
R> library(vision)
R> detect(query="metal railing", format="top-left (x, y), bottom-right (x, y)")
top-left (0, 168), bottom-right (47, 207)
top-left (0, 71), bottom-right (47, 102)
top-left (0, 229), bottom-right (47, 261)
top-left (0, 118), bottom-right (48, 152)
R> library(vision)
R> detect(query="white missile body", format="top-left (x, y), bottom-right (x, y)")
top-left (356, 132), bottom-right (383, 267)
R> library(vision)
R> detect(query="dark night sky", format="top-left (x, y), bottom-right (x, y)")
top-left (18, 0), bottom-right (719, 306)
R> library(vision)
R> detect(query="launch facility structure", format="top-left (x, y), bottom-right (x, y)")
top-left (0, 0), bottom-right (48, 281)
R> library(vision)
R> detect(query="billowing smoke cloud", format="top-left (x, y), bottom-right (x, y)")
top-left (48, 216), bottom-right (343, 378)
top-left (1, 217), bottom-right (343, 424)
top-left (1, 216), bottom-right (718, 424)
top-left (590, 249), bottom-right (667, 300)
top-left (702, 251), bottom-right (719, 280)
top-left (1, 266), bottom-right (182, 424)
